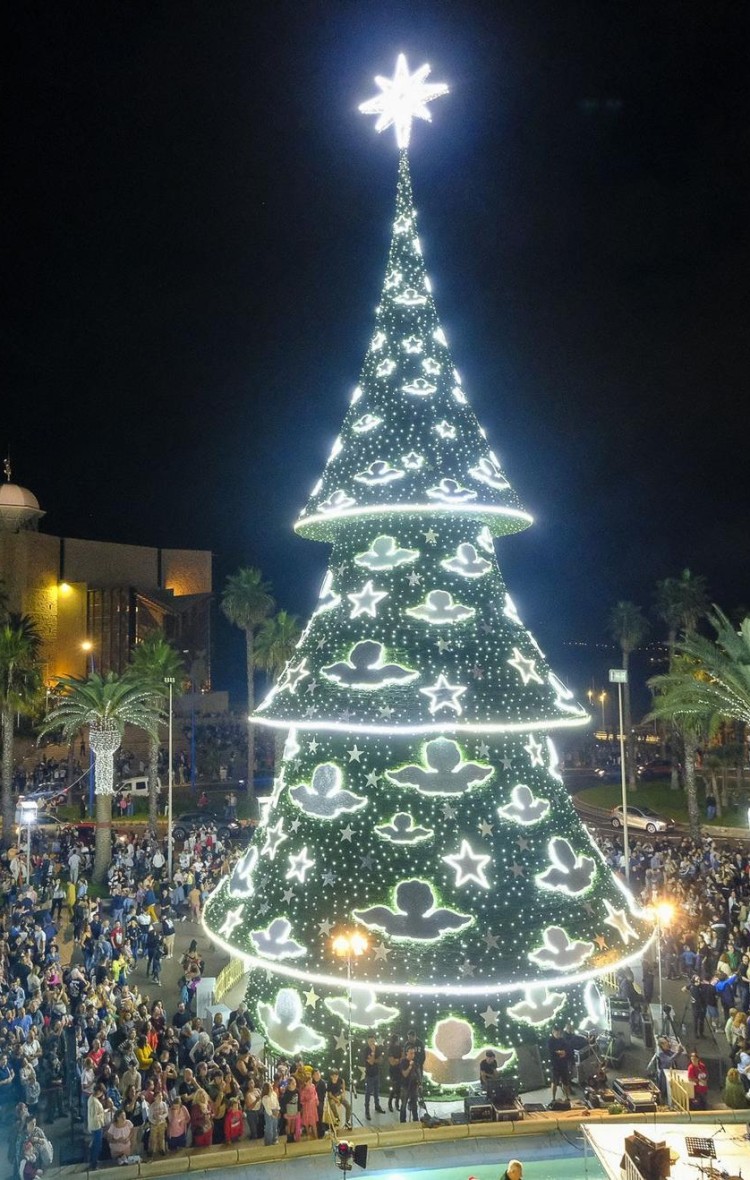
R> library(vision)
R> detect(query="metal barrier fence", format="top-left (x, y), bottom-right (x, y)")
top-left (214, 956), bottom-right (247, 1002)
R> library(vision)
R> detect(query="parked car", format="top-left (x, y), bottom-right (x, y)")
top-left (117, 775), bottom-right (162, 797)
top-left (171, 810), bottom-right (248, 843)
top-left (610, 804), bottom-right (675, 834)
top-left (594, 765), bottom-right (621, 782)
top-left (637, 759), bottom-right (674, 781)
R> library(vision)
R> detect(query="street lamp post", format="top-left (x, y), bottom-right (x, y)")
top-left (609, 669), bottom-right (630, 884)
top-left (18, 800), bottom-right (37, 885)
top-left (651, 900), bottom-right (674, 1021)
top-left (164, 676), bottom-right (176, 879)
top-left (599, 691), bottom-right (607, 736)
top-left (331, 930), bottom-right (369, 1125)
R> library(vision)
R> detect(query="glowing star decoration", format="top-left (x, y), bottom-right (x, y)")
top-left (402, 377), bottom-right (437, 397)
top-left (507, 987), bottom-right (566, 1027)
top-left (370, 330), bottom-right (386, 350)
top-left (407, 589), bottom-right (475, 625)
top-left (375, 358), bottom-right (397, 377)
top-left (470, 455), bottom-right (510, 490)
top-left (420, 673), bottom-right (467, 716)
top-left (348, 580), bottom-right (389, 618)
top-left (257, 988), bottom-right (326, 1054)
top-left (383, 271), bottom-right (402, 291)
top-left (523, 735), bottom-right (544, 767)
top-left (442, 839), bottom-right (491, 889)
top-left (394, 287), bottom-right (427, 306)
top-left (374, 812), bottom-right (434, 844)
top-left (402, 451), bottom-right (424, 471)
top-left (319, 489), bottom-right (356, 513)
top-left (354, 460), bottom-right (405, 486)
top-left (402, 335), bottom-right (423, 353)
top-left (289, 762), bottom-right (367, 820)
top-left (393, 214), bottom-right (411, 234)
top-left (325, 988), bottom-right (400, 1028)
top-left (352, 413), bottom-right (383, 433)
top-left (261, 819), bottom-right (287, 861)
top-left (441, 543), bottom-right (492, 578)
top-left (508, 648), bottom-right (544, 686)
top-left (353, 878), bottom-right (472, 941)
top-left (322, 640), bottom-right (419, 689)
top-left (278, 658), bottom-right (310, 695)
top-left (528, 927), bottom-right (594, 971)
top-left (355, 535), bottom-right (419, 570)
top-left (386, 737), bottom-right (493, 796)
top-left (536, 837), bottom-right (597, 896)
top-left (603, 900), bottom-right (638, 945)
top-left (315, 570), bottom-right (340, 614)
top-left (285, 847), bottom-right (315, 884)
top-left (434, 420), bottom-right (457, 440)
top-left (497, 783), bottom-right (550, 826)
top-left (218, 905), bottom-right (243, 939)
top-left (359, 53), bottom-right (448, 149)
top-left (422, 357), bottom-right (441, 375)
top-left (477, 526), bottom-right (494, 554)
top-left (228, 845), bottom-right (259, 898)
top-left (423, 1018), bottom-right (515, 1086)
top-left (427, 479), bottom-right (477, 504)
top-left (249, 918), bottom-right (307, 961)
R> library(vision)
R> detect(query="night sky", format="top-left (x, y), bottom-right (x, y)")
top-left (3, 1), bottom-right (749, 706)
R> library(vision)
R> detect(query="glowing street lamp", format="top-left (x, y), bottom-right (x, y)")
top-left (599, 691), bottom-right (607, 734)
top-left (331, 929), bottom-right (369, 1120)
top-left (646, 899), bottom-right (675, 1017)
top-left (18, 799), bottom-right (37, 884)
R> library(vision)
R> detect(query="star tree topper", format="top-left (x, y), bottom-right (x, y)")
top-left (359, 54), bottom-right (448, 149)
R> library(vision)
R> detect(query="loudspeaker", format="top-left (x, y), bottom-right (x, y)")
top-left (353, 1144), bottom-right (368, 1168)
top-left (515, 1041), bottom-right (546, 1091)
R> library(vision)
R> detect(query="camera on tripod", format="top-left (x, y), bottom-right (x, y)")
top-left (332, 1139), bottom-right (368, 1172)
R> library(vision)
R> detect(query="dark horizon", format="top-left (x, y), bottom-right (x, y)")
top-left (4, 0), bottom-right (749, 707)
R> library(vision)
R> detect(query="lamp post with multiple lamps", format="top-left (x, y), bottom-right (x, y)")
top-left (331, 930), bottom-right (369, 1124)
top-left (164, 676), bottom-right (176, 879)
top-left (82, 641), bottom-right (96, 815)
top-left (18, 799), bottom-right (37, 883)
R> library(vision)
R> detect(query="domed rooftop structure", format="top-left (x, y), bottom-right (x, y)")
top-left (0, 461), bottom-right (45, 532)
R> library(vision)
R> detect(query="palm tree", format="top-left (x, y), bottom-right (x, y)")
top-left (608, 601), bottom-right (649, 790)
top-left (255, 610), bottom-right (302, 771)
top-left (130, 631), bottom-right (185, 834)
top-left (221, 568), bottom-right (274, 818)
top-left (39, 671), bottom-right (161, 881)
top-left (654, 568), bottom-right (709, 787)
top-left (647, 656), bottom-right (711, 840)
top-left (0, 615), bottom-right (42, 847)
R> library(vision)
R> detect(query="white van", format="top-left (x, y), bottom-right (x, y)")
top-left (117, 775), bottom-right (162, 797)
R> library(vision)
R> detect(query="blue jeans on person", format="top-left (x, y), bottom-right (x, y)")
top-left (89, 1128), bottom-right (103, 1168)
top-left (264, 1116), bottom-right (278, 1145)
top-left (365, 1074), bottom-right (381, 1116)
top-left (400, 1089), bottom-right (418, 1123)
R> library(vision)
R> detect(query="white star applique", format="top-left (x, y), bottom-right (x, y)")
top-left (508, 647), bottom-right (544, 686)
top-left (523, 736), bottom-right (545, 767)
top-left (348, 581), bottom-right (388, 619)
top-left (420, 674), bottom-right (467, 716)
top-left (304, 987), bottom-right (320, 1008)
top-left (261, 819), bottom-right (287, 861)
top-left (603, 900), bottom-right (638, 946)
top-left (348, 745), bottom-right (364, 763)
top-left (480, 1005), bottom-right (499, 1027)
top-left (218, 905), bottom-right (243, 939)
top-left (443, 839), bottom-right (491, 889)
top-left (286, 847), bottom-right (315, 884)
top-left (373, 942), bottom-right (391, 962)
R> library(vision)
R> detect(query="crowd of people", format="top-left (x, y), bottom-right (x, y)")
top-left (602, 827), bottom-right (750, 1109)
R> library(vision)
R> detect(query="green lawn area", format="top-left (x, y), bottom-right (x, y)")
top-left (575, 780), bottom-right (747, 829)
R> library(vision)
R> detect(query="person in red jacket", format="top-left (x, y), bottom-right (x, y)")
top-left (687, 1049), bottom-right (709, 1109)
top-left (224, 1097), bottom-right (245, 1143)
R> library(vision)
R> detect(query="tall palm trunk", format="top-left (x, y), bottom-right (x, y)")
top-left (93, 792), bottom-right (113, 884)
top-left (683, 731), bottom-right (701, 840)
top-left (148, 734), bottom-right (160, 835)
top-left (667, 628), bottom-right (681, 790)
top-left (1, 705), bottom-right (14, 849)
top-left (245, 628), bottom-right (258, 820)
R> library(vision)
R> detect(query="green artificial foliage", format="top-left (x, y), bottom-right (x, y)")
top-left (204, 146), bottom-right (653, 1089)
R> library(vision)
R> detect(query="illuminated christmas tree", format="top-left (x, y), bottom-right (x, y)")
top-left (204, 55), bottom-right (653, 1089)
